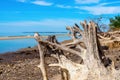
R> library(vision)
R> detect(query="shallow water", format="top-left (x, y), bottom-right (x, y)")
top-left (0, 32), bottom-right (70, 53)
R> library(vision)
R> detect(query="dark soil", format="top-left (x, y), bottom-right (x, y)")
top-left (0, 47), bottom-right (63, 80)
top-left (0, 45), bottom-right (120, 80)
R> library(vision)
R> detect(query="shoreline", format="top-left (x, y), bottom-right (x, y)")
top-left (0, 39), bottom-right (72, 63)
top-left (0, 34), bottom-right (69, 40)
top-left (0, 46), bottom-right (62, 80)
top-left (0, 46), bottom-right (39, 63)
top-left (0, 39), bottom-right (120, 80)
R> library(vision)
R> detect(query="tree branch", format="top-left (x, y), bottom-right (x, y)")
top-left (34, 33), bottom-right (48, 80)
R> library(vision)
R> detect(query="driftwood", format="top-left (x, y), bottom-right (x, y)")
top-left (34, 33), bottom-right (48, 80)
top-left (34, 21), bottom-right (120, 80)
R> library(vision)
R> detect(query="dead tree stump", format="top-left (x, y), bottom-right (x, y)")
top-left (34, 21), bottom-right (120, 80)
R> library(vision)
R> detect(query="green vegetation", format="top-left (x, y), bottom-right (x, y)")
top-left (109, 15), bottom-right (120, 31)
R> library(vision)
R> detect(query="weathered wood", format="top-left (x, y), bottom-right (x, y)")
top-left (34, 33), bottom-right (48, 80)
top-left (34, 21), bottom-right (120, 80)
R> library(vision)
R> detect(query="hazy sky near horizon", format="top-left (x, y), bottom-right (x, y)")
top-left (0, 0), bottom-right (120, 32)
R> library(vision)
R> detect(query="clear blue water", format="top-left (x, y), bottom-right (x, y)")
top-left (0, 32), bottom-right (70, 54)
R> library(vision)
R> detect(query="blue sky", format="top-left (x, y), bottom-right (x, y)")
top-left (0, 0), bottom-right (120, 32)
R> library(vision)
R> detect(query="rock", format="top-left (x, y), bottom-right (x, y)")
top-left (0, 71), bottom-right (3, 75)
top-left (0, 68), bottom-right (3, 75)
top-left (0, 58), bottom-right (3, 60)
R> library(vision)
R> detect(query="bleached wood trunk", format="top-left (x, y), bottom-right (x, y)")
top-left (34, 33), bottom-right (48, 80)
top-left (34, 21), bottom-right (120, 80)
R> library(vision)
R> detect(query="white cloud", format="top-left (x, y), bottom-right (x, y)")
top-left (0, 19), bottom-right (82, 32)
top-left (31, 1), bottom-right (53, 6)
top-left (56, 4), bottom-right (72, 9)
top-left (99, 1), bottom-right (120, 6)
top-left (0, 19), bottom-right (80, 27)
top-left (81, 6), bottom-right (120, 15)
top-left (75, 0), bottom-right (99, 4)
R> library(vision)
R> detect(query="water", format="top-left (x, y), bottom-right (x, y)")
top-left (0, 32), bottom-right (70, 54)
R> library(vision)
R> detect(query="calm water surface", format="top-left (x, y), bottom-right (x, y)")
top-left (0, 32), bottom-right (70, 53)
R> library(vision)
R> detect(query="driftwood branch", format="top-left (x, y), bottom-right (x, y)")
top-left (34, 33), bottom-right (48, 80)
